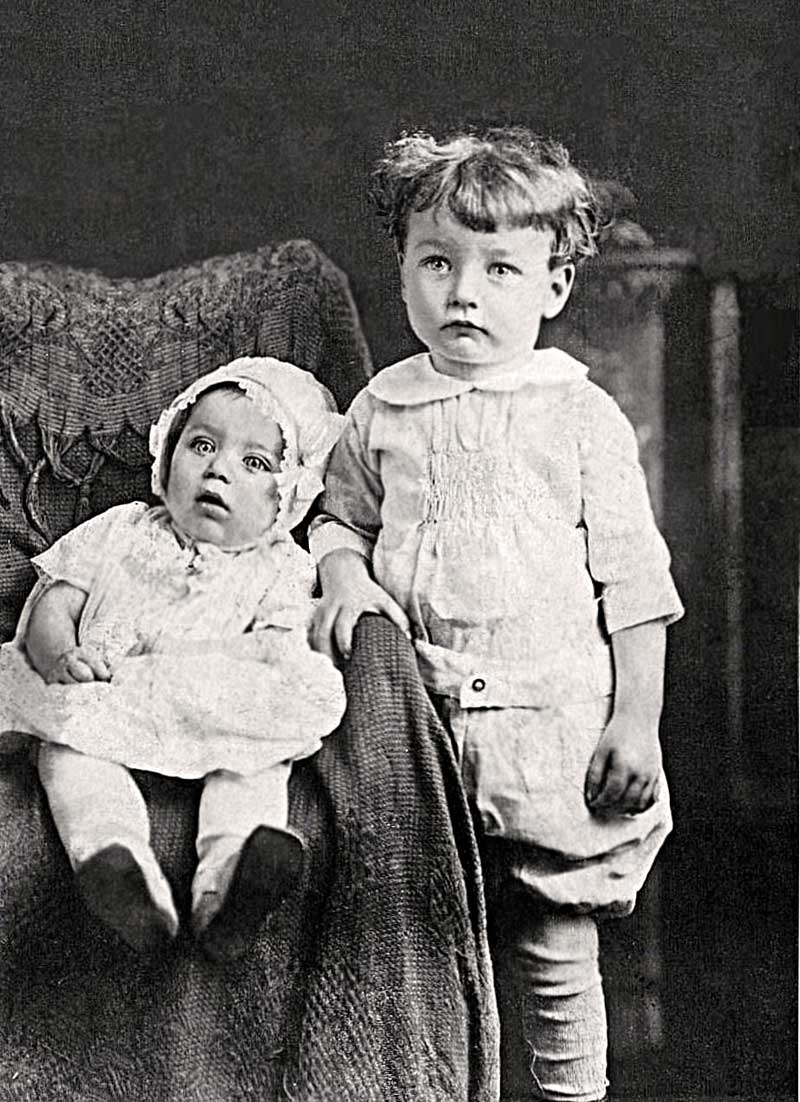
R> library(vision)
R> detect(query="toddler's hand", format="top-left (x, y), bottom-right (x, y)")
top-left (44, 645), bottom-right (113, 685)
top-left (310, 550), bottom-right (410, 663)
top-left (584, 711), bottom-right (662, 816)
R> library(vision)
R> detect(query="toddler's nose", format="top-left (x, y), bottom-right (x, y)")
top-left (448, 267), bottom-right (480, 308)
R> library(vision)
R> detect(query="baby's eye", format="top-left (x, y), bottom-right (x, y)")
top-left (243, 454), bottom-right (273, 473)
top-left (421, 255), bottom-right (451, 273)
top-left (190, 437), bottom-right (214, 455)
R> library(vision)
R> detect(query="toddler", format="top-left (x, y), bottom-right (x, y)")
top-left (0, 357), bottom-right (346, 961)
top-left (310, 129), bottom-right (684, 1101)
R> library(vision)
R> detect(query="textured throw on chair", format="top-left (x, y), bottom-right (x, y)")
top-left (0, 242), bottom-right (500, 1102)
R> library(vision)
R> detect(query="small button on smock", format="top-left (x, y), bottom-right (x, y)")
top-left (459, 675), bottom-right (491, 708)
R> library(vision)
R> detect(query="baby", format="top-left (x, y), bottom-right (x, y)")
top-left (0, 357), bottom-right (345, 961)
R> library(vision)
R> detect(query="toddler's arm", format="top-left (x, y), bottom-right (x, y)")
top-left (584, 618), bottom-right (666, 815)
top-left (24, 581), bottom-right (112, 684)
top-left (577, 388), bottom-right (682, 815)
top-left (308, 392), bottom-right (409, 662)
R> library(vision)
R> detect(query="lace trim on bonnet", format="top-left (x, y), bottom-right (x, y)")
top-left (149, 356), bottom-right (344, 537)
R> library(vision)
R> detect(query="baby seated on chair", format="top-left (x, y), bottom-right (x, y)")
top-left (0, 357), bottom-right (345, 961)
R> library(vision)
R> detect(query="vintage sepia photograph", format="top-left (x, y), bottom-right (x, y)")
top-left (0, 2), bottom-right (796, 1100)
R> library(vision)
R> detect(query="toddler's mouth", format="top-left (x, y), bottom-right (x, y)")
top-left (442, 320), bottom-right (488, 335)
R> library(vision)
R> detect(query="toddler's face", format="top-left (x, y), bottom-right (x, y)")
top-left (165, 389), bottom-right (283, 547)
top-left (399, 208), bottom-right (574, 378)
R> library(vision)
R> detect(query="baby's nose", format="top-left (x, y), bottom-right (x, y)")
top-left (204, 455), bottom-right (231, 482)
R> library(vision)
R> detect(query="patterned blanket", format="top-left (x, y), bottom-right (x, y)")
top-left (0, 616), bottom-right (499, 1101)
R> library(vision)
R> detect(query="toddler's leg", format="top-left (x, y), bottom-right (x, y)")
top-left (491, 893), bottom-right (607, 1102)
top-left (37, 742), bottom-right (178, 951)
top-left (191, 765), bottom-right (304, 960)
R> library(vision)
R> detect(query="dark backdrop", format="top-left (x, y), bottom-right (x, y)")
top-left (2, 0), bottom-right (797, 364)
top-left (2, 1), bottom-right (797, 1097)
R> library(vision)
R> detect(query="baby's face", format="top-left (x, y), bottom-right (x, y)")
top-left (399, 207), bottom-right (574, 379)
top-left (165, 389), bottom-right (283, 547)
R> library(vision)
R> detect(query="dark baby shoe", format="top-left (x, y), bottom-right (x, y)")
top-left (75, 844), bottom-right (179, 954)
top-left (193, 825), bottom-right (305, 963)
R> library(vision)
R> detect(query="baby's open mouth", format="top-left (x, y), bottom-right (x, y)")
top-left (196, 491), bottom-right (228, 510)
top-left (442, 320), bottom-right (487, 334)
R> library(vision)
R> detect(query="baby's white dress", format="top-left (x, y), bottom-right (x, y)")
top-left (0, 503), bottom-right (345, 777)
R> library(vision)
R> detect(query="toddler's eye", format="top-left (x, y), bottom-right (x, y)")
top-left (243, 454), bottom-right (272, 472)
top-left (421, 255), bottom-right (451, 273)
top-left (190, 437), bottom-right (214, 455)
top-left (489, 262), bottom-right (519, 277)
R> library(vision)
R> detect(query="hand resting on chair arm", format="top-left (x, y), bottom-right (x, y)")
top-left (310, 547), bottom-right (410, 663)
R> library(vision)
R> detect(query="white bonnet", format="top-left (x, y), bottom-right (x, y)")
top-left (149, 356), bottom-right (344, 534)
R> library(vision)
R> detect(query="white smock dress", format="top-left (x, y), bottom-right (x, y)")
top-left (311, 348), bottom-right (684, 912)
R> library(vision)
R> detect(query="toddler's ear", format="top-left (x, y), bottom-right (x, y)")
top-left (396, 252), bottom-right (408, 301)
top-left (543, 262), bottom-right (575, 320)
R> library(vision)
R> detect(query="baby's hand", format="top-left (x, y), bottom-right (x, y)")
top-left (310, 549), bottom-right (410, 663)
top-left (44, 645), bottom-right (113, 685)
top-left (584, 711), bottom-right (662, 816)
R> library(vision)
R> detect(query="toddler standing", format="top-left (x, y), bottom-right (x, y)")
top-left (0, 357), bottom-right (345, 961)
top-left (310, 129), bottom-right (683, 1101)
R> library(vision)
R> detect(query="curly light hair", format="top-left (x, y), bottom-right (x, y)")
top-left (370, 126), bottom-right (600, 266)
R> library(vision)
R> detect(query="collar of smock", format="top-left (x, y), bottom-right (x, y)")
top-left (367, 348), bottom-right (589, 406)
